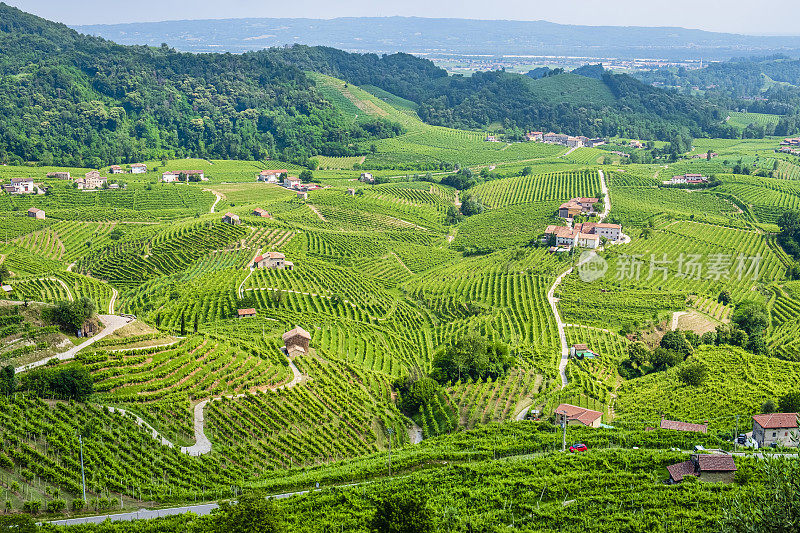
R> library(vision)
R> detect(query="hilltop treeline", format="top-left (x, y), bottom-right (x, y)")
top-left (0, 3), bottom-right (401, 167)
top-left (262, 45), bottom-right (729, 140)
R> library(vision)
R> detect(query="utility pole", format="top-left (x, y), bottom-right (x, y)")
top-left (734, 415), bottom-right (739, 452)
top-left (559, 410), bottom-right (567, 452)
top-left (79, 435), bottom-right (87, 503)
top-left (387, 428), bottom-right (394, 476)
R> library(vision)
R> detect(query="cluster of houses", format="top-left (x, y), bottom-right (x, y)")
top-left (544, 222), bottom-right (623, 251)
top-left (256, 169), bottom-right (288, 183)
top-left (558, 197), bottom-right (599, 219)
top-left (109, 163), bottom-right (147, 174)
top-left (161, 170), bottom-right (206, 183)
top-left (662, 173), bottom-right (709, 186)
top-left (777, 139), bottom-right (800, 156)
top-left (535, 132), bottom-right (606, 148)
top-left (691, 152), bottom-right (718, 160)
top-left (552, 406), bottom-right (798, 484)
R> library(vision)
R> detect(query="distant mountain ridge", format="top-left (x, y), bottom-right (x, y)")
top-left (74, 16), bottom-right (800, 60)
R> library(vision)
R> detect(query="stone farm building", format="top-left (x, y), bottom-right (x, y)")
top-left (77, 171), bottom-right (107, 190)
top-left (222, 212), bottom-right (240, 225)
top-left (283, 326), bottom-right (311, 356)
top-left (257, 169), bottom-right (287, 183)
top-left (253, 251), bottom-right (293, 270)
top-left (109, 165), bottom-right (124, 174)
top-left (162, 170), bottom-right (205, 182)
top-left (659, 419), bottom-right (708, 434)
top-left (297, 191), bottom-right (308, 200)
top-left (237, 308), bottom-right (256, 318)
top-left (667, 455), bottom-right (736, 484)
top-left (554, 404), bottom-right (603, 428)
top-left (346, 188), bottom-right (356, 196)
top-left (752, 413), bottom-right (798, 448)
top-left (46, 171), bottom-right (71, 180)
top-left (558, 197), bottom-right (598, 219)
top-left (130, 163), bottom-right (147, 174)
top-left (525, 131), bottom-right (543, 141)
top-left (27, 207), bottom-right (45, 220)
top-left (3, 178), bottom-right (35, 194)
top-left (359, 172), bottom-right (374, 183)
top-left (252, 208), bottom-right (271, 218)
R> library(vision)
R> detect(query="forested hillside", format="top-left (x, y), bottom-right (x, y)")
top-left (0, 3), bottom-right (401, 167)
top-left (261, 45), bottom-right (729, 140)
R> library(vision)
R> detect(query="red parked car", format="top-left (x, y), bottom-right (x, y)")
top-left (569, 443), bottom-right (588, 453)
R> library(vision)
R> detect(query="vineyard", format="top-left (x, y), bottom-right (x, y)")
top-left (2, 109), bottom-right (800, 526)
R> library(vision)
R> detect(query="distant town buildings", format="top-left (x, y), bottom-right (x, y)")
top-left (538, 133), bottom-right (604, 148)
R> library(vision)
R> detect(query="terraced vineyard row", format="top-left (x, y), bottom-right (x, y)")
top-left (470, 170), bottom-right (602, 208)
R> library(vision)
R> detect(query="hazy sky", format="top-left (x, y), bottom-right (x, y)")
top-left (7, 0), bottom-right (799, 35)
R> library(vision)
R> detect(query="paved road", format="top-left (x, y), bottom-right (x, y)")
top-left (47, 488), bottom-right (309, 526)
top-left (15, 314), bottom-right (132, 373)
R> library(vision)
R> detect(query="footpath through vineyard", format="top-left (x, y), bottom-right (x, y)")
top-left (549, 169), bottom-right (629, 388)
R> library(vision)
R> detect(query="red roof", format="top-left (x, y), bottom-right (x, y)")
top-left (660, 419), bottom-right (708, 434)
top-left (696, 454), bottom-right (736, 472)
top-left (667, 460), bottom-right (696, 482)
top-left (237, 308), bottom-right (256, 316)
top-left (752, 413), bottom-right (798, 429)
top-left (555, 404), bottom-right (603, 426)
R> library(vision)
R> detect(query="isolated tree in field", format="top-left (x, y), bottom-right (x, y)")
top-left (731, 300), bottom-right (768, 337)
top-left (778, 391), bottom-right (800, 414)
top-left (299, 169), bottom-right (314, 182)
top-left (370, 492), bottom-right (434, 533)
top-left (677, 360), bottom-right (708, 387)
top-left (717, 290), bottom-right (732, 305)
top-left (521, 166), bottom-right (532, 176)
top-left (213, 491), bottom-right (285, 533)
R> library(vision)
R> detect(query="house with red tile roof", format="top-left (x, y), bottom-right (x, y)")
top-left (667, 454), bottom-right (736, 484)
top-left (660, 418), bottom-right (708, 434)
top-left (237, 308), bottom-right (256, 318)
top-left (554, 403), bottom-right (603, 428)
top-left (752, 413), bottom-right (798, 448)
top-left (253, 251), bottom-right (293, 270)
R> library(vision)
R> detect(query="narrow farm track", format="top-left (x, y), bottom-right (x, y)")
top-left (180, 358), bottom-right (304, 456)
top-left (108, 287), bottom-right (118, 314)
top-left (51, 277), bottom-right (74, 301)
top-left (15, 314), bottom-right (133, 373)
top-left (308, 204), bottom-right (327, 222)
top-left (206, 190), bottom-right (223, 213)
top-left (547, 169), bottom-right (629, 389)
